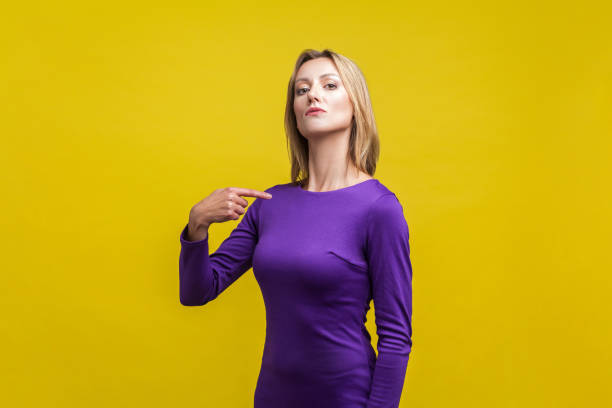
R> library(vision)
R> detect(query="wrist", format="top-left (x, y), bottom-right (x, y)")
top-left (186, 221), bottom-right (210, 241)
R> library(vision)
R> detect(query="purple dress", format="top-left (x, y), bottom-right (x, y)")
top-left (179, 179), bottom-right (413, 408)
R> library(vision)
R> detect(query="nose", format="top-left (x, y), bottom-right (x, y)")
top-left (307, 86), bottom-right (321, 102)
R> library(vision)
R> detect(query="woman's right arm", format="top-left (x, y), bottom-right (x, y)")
top-left (179, 187), bottom-right (272, 306)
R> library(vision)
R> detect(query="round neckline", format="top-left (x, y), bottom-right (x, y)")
top-left (296, 178), bottom-right (378, 194)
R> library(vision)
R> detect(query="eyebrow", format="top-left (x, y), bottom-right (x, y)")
top-left (295, 73), bottom-right (339, 83)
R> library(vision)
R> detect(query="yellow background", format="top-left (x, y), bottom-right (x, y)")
top-left (2, 1), bottom-right (611, 406)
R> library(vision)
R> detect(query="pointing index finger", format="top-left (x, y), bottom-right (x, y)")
top-left (230, 187), bottom-right (272, 199)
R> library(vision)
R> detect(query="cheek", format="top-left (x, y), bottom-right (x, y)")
top-left (331, 93), bottom-right (352, 115)
top-left (294, 99), bottom-right (303, 114)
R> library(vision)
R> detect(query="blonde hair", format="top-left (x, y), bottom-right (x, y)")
top-left (284, 48), bottom-right (380, 187)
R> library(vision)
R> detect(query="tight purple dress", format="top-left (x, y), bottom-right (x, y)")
top-left (179, 179), bottom-right (413, 407)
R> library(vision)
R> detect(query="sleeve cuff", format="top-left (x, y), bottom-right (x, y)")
top-left (179, 223), bottom-right (209, 246)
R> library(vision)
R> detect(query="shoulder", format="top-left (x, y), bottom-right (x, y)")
top-left (264, 182), bottom-right (295, 193)
top-left (366, 180), bottom-right (405, 217)
top-left (367, 193), bottom-right (405, 223)
top-left (250, 181), bottom-right (293, 208)
top-left (260, 182), bottom-right (294, 202)
top-left (365, 181), bottom-right (408, 233)
top-left (245, 182), bottom-right (292, 199)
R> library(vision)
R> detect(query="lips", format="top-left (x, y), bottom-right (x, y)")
top-left (306, 107), bottom-right (326, 115)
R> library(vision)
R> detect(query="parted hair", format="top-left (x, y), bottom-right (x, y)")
top-left (284, 49), bottom-right (380, 187)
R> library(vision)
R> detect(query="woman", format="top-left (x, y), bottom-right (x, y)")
top-left (179, 49), bottom-right (413, 408)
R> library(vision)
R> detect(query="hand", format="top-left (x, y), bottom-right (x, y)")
top-left (185, 187), bottom-right (272, 241)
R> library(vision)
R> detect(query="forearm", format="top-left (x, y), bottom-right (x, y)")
top-left (179, 224), bottom-right (215, 306)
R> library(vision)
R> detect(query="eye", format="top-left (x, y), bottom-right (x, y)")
top-left (295, 82), bottom-right (337, 95)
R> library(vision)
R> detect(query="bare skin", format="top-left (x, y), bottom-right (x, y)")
top-left (293, 57), bottom-right (373, 192)
top-left (185, 187), bottom-right (272, 242)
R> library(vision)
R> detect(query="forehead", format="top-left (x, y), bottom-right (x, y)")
top-left (295, 58), bottom-right (339, 81)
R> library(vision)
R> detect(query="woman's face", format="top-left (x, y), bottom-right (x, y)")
top-left (293, 57), bottom-right (354, 139)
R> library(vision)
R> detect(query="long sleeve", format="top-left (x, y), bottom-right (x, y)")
top-left (178, 196), bottom-right (262, 306)
top-left (365, 193), bottom-right (413, 408)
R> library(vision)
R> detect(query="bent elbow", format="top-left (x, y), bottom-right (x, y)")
top-left (179, 279), bottom-right (218, 306)
top-left (179, 288), bottom-right (218, 306)
top-left (180, 298), bottom-right (205, 306)
top-left (179, 292), bottom-right (208, 306)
